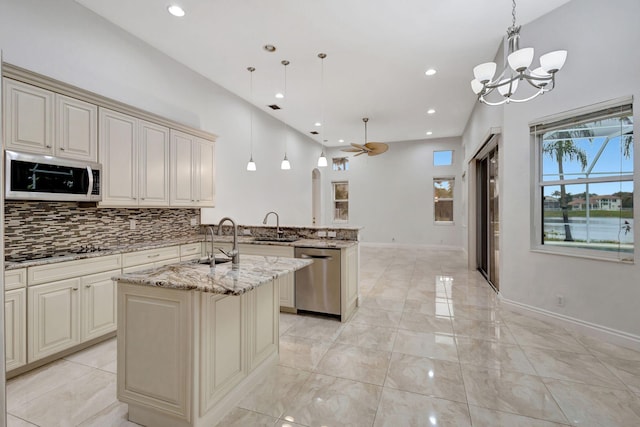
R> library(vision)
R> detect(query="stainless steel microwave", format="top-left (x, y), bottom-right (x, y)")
top-left (5, 150), bottom-right (102, 202)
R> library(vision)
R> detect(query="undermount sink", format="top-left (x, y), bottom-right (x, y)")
top-left (195, 257), bottom-right (232, 265)
top-left (253, 237), bottom-right (300, 243)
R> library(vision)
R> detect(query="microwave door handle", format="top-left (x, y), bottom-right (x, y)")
top-left (86, 166), bottom-right (93, 198)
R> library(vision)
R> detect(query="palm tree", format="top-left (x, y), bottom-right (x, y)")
top-left (543, 136), bottom-right (588, 241)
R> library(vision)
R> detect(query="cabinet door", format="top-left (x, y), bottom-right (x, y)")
top-left (278, 271), bottom-right (296, 310)
top-left (248, 280), bottom-right (278, 370)
top-left (99, 108), bottom-right (138, 206)
top-left (5, 288), bottom-right (27, 371)
top-left (81, 270), bottom-right (119, 342)
top-left (139, 120), bottom-right (170, 206)
top-left (170, 130), bottom-right (195, 206)
top-left (56, 94), bottom-right (97, 161)
top-left (28, 278), bottom-right (81, 362)
top-left (3, 79), bottom-right (54, 154)
top-left (195, 138), bottom-right (215, 207)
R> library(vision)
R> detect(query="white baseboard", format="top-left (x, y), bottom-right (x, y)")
top-left (500, 296), bottom-right (640, 352)
top-left (359, 242), bottom-right (463, 251)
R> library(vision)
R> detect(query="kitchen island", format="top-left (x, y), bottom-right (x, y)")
top-left (113, 255), bottom-right (311, 427)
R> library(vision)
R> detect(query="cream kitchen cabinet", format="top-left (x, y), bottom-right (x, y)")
top-left (99, 108), bottom-right (170, 207)
top-left (4, 78), bottom-right (97, 161)
top-left (26, 254), bottom-right (122, 363)
top-left (170, 129), bottom-right (215, 207)
top-left (122, 245), bottom-right (181, 273)
top-left (180, 242), bottom-right (202, 261)
top-left (239, 244), bottom-right (296, 311)
top-left (5, 268), bottom-right (27, 371)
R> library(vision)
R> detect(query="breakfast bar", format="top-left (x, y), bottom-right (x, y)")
top-left (113, 255), bottom-right (311, 427)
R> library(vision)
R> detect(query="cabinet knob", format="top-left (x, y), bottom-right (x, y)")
top-left (85, 285), bottom-right (91, 288)
top-left (72, 287), bottom-right (79, 291)
top-left (46, 145), bottom-right (52, 148)
top-left (60, 147), bottom-right (65, 151)
top-left (141, 198), bottom-right (145, 200)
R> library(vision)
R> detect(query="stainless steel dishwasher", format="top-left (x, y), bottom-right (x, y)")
top-left (295, 247), bottom-right (341, 316)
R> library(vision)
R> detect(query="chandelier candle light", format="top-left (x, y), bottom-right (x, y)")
top-left (246, 67), bottom-right (257, 171)
top-left (317, 53), bottom-right (328, 167)
top-left (280, 60), bottom-right (291, 170)
top-left (470, 0), bottom-right (567, 106)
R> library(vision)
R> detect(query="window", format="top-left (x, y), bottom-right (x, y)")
top-left (332, 181), bottom-right (349, 222)
top-left (332, 157), bottom-right (349, 171)
top-left (534, 102), bottom-right (633, 259)
top-left (434, 178), bottom-right (454, 222)
top-left (434, 150), bottom-right (454, 166)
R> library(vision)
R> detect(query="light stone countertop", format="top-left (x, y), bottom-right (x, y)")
top-left (5, 235), bottom-right (357, 270)
top-left (113, 255), bottom-right (312, 295)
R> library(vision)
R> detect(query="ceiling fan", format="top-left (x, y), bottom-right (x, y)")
top-left (342, 118), bottom-right (389, 157)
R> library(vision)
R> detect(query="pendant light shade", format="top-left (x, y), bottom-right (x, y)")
top-left (318, 150), bottom-right (328, 167)
top-left (281, 153), bottom-right (291, 170)
top-left (246, 66), bottom-right (257, 171)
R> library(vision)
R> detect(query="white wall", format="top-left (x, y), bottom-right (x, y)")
top-left (324, 137), bottom-right (464, 246)
top-left (462, 0), bottom-right (640, 340)
top-left (0, 0), bottom-right (324, 227)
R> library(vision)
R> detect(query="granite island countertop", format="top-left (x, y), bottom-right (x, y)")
top-left (112, 255), bottom-right (312, 295)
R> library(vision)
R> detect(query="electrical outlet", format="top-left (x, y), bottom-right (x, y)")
top-left (317, 231), bottom-right (327, 237)
top-left (129, 219), bottom-right (136, 230)
top-left (556, 294), bottom-right (565, 307)
top-left (327, 231), bottom-right (337, 238)
top-left (243, 228), bottom-right (252, 235)
top-left (190, 217), bottom-right (198, 226)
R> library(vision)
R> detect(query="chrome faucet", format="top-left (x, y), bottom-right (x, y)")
top-left (206, 226), bottom-right (216, 267)
top-left (263, 211), bottom-right (284, 238)
top-left (217, 217), bottom-right (240, 265)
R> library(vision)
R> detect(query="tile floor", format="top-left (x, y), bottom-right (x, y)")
top-left (6, 246), bottom-right (640, 426)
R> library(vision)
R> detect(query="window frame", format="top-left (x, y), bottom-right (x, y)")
top-left (332, 180), bottom-right (349, 223)
top-left (531, 99), bottom-right (634, 262)
top-left (332, 157), bottom-right (349, 171)
top-left (433, 177), bottom-right (455, 224)
top-left (433, 150), bottom-right (454, 167)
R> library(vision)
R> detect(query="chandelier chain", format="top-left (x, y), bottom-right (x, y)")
top-left (512, 0), bottom-right (517, 27)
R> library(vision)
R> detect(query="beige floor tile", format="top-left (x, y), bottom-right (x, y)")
top-left (576, 334), bottom-right (640, 361)
top-left (449, 303), bottom-right (501, 322)
top-left (508, 323), bottom-right (589, 353)
top-left (522, 346), bottom-right (626, 389)
top-left (214, 408), bottom-right (278, 427)
top-left (367, 284), bottom-right (408, 300)
top-left (278, 335), bottom-right (332, 371)
top-left (10, 369), bottom-right (117, 427)
top-left (238, 366), bottom-right (311, 418)
top-left (385, 352), bottom-right (466, 403)
top-left (283, 373), bottom-right (381, 427)
top-left (64, 337), bottom-right (117, 371)
top-left (452, 318), bottom-right (517, 344)
top-left (359, 296), bottom-right (405, 312)
top-left (315, 342), bottom-right (391, 385)
top-left (393, 329), bottom-right (458, 362)
top-left (76, 401), bottom-right (141, 426)
top-left (399, 311), bottom-right (453, 334)
top-left (373, 388), bottom-right (471, 427)
top-left (6, 415), bottom-right (38, 427)
top-left (275, 418), bottom-right (308, 427)
top-left (599, 356), bottom-right (640, 393)
top-left (403, 298), bottom-right (451, 317)
top-left (7, 359), bottom-right (96, 411)
top-left (283, 315), bottom-right (345, 341)
top-left (455, 337), bottom-right (537, 375)
top-left (279, 312), bottom-right (302, 336)
top-left (350, 306), bottom-right (402, 328)
top-left (545, 378), bottom-right (640, 427)
top-left (461, 364), bottom-right (568, 424)
top-left (336, 322), bottom-right (397, 352)
top-left (468, 405), bottom-right (571, 427)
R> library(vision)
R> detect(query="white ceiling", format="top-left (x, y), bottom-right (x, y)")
top-left (74, 0), bottom-right (571, 146)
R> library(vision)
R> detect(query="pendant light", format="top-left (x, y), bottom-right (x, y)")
top-left (246, 67), bottom-right (257, 171)
top-left (317, 53), bottom-right (328, 167)
top-left (280, 60), bottom-right (291, 170)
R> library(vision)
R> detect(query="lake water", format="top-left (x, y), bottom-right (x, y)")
top-left (544, 217), bottom-right (634, 244)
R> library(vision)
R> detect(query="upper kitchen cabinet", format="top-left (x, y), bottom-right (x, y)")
top-left (3, 78), bottom-right (97, 161)
top-left (99, 107), bottom-right (170, 207)
top-left (170, 129), bottom-right (215, 207)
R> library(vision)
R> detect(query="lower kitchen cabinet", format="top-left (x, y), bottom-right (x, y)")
top-left (5, 288), bottom-right (27, 371)
top-left (28, 278), bottom-right (81, 361)
top-left (81, 269), bottom-right (119, 342)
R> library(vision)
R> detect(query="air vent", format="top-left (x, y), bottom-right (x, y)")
top-left (310, 131), bottom-right (319, 135)
top-left (268, 104), bottom-right (281, 110)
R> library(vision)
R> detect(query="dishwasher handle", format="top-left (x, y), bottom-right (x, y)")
top-left (300, 254), bottom-right (333, 260)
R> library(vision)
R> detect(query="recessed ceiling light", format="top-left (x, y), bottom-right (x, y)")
top-left (425, 68), bottom-right (437, 76)
top-left (427, 109), bottom-right (436, 114)
top-left (314, 122), bottom-right (322, 127)
top-left (263, 44), bottom-right (276, 52)
top-left (338, 139), bottom-right (344, 143)
top-left (275, 93), bottom-right (284, 99)
top-left (167, 5), bottom-right (185, 17)
top-left (426, 131), bottom-right (433, 135)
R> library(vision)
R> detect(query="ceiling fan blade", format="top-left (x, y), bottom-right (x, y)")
top-left (351, 143), bottom-right (371, 151)
top-left (354, 151), bottom-right (367, 156)
top-left (366, 142), bottom-right (389, 155)
top-left (341, 148), bottom-right (362, 153)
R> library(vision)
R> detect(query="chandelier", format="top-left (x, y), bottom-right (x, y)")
top-left (471, 0), bottom-right (567, 106)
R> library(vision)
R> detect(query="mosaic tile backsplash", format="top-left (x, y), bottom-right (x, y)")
top-left (5, 201), bottom-right (200, 261)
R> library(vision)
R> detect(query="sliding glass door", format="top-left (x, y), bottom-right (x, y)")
top-left (476, 145), bottom-right (500, 291)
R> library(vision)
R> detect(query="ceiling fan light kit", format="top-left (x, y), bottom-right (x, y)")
top-left (470, 0), bottom-right (567, 106)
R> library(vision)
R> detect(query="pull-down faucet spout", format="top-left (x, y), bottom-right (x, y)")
top-left (263, 211), bottom-right (284, 238)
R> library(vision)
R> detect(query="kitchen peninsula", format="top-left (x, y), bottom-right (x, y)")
top-left (113, 255), bottom-right (311, 427)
